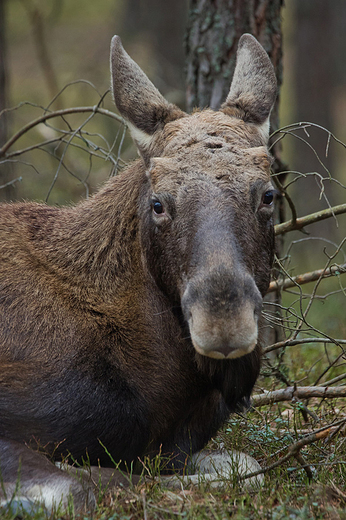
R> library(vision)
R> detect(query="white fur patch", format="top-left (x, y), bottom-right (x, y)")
top-left (25, 481), bottom-right (70, 509)
top-left (160, 450), bottom-right (264, 491)
top-left (256, 116), bottom-right (270, 143)
top-left (127, 122), bottom-right (154, 150)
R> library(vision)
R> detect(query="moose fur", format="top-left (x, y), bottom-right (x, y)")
top-left (0, 34), bottom-right (277, 512)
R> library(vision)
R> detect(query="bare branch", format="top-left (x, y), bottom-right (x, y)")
top-left (252, 386), bottom-right (346, 407)
top-left (267, 263), bottom-right (346, 293)
top-left (264, 337), bottom-right (346, 355)
top-left (271, 121), bottom-right (346, 151)
top-left (320, 373), bottom-right (346, 387)
top-left (0, 106), bottom-right (123, 158)
top-left (275, 203), bottom-right (346, 236)
top-left (0, 177), bottom-right (22, 190)
top-left (241, 419), bottom-right (346, 482)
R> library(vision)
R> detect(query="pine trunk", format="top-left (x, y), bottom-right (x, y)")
top-left (185, 0), bottom-right (283, 131)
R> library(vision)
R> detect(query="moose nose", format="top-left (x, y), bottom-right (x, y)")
top-left (182, 271), bottom-right (262, 359)
top-left (188, 299), bottom-right (259, 359)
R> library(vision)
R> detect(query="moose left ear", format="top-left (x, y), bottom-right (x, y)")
top-left (221, 34), bottom-right (277, 142)
top-left (110, 36), bottom-right (186, 162)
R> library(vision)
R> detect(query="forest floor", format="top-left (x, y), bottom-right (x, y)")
top-left (1, 396), bottom-right (345, 520)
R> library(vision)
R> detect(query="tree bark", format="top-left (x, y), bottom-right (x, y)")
top-left (253, 386), bottom-right (346, 407)
top-left (185, 0), bottom-right (283, 133)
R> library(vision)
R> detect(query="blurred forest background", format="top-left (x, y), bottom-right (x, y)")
top-left (1, 4), bottom-right (346, 514)
top-left (0, 0), bottom-right (345, 345)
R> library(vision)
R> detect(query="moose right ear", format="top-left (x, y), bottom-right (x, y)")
top-left (221, 34), bottom-right (277, 143)
top-left (110, 36), bottom-right (185, 161)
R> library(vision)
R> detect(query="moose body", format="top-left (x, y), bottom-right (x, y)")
top-left (0, 34), bottom-right (277, 512)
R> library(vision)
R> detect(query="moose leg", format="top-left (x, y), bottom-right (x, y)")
top-left (59, 462), bottom-right (141, 496)
top-left (0, 438), bottom-right (95, 514)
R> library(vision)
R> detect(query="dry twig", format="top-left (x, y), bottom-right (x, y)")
top-left (0, 106), bottom-right (122, 158)
top-left (264, 337), bottom-right (346, 355)
top-left (241, 419), bottom-right (346, 482)
top-left (267, 263), bottom-right (346, 293)
top-left (275, 203), bottom-right (346, 236)
top-left (252, 386), bottom-right (346, 407)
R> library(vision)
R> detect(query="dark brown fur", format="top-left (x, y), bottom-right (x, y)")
top-left (0, 34), bottom-right (277, 512)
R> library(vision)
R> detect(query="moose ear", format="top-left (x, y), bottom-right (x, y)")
top-left (110, 36), bottom-right (185, 160)
top-left (221, 34), bottom-right (277, 142)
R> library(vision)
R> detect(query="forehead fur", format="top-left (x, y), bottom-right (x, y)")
top-left (164, 109), bottom-right (266, 149)
top-left (149, 109), bottom-right (272, 189)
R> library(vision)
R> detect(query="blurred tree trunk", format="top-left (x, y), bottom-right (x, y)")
top-left (121, 0), bottom-right (187, 106)
top-left (291, 0), bottom-right (346, 243)
top-left (0, 0), bottom-right (6, 140)
top-left (0, 0), bottom-right (13, 200)
top-left (20, 0), bottom-right (61, 107)
top-left (185, 0), bottom-right (285, 347)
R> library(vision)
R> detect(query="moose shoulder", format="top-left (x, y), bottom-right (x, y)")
top-left (0, 34), bottom-right (276, 512)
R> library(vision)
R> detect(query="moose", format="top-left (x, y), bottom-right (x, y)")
top-left (0, 33), bottom-right (277, 512)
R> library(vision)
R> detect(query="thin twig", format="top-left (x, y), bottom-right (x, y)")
top-left (0, 106), bottom-right (123, 158)
top-left (320, 373), bottom-right (346, 387)
top-left (271, 121), bottom-right (346, 148)
top-left (267, 263), bottom-right (346, 293)
top-left (275, 203), bottom-right (346, 235)
top-left (241, 419), bottom-right (346, 482)
top-left (264, 337), bottom-right (346, 354)
top-left (0, 177), bottom-right (22, 190)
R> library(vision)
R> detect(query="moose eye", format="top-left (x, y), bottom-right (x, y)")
top-left (153, 201), bottom-right (164, 215)
top-left (262, 190), bottom-right (274, 206)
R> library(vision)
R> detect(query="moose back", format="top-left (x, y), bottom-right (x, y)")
top-left (0, 34), bottom-right (277, 511)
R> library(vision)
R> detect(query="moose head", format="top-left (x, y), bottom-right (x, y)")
top-left (111, 33), bottom-right (277, 360)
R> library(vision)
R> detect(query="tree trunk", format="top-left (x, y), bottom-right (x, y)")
top-left (291, 0), bottom-right (346, 245)
top-left (121, 0), bottom-right (187, 106)
top-left (185, 0), bottom-right (283, 131)
top-left (0, 0), bottom-right (13, 200)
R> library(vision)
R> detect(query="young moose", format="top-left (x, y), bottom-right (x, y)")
top-left (0, 34), bottom-right (277, 512)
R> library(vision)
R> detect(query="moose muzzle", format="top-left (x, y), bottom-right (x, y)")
top-left (181, 268), bottom-right (263, 360)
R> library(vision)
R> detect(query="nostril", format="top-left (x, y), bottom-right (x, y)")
top-left (214, 344), bottom-right (233, 358)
